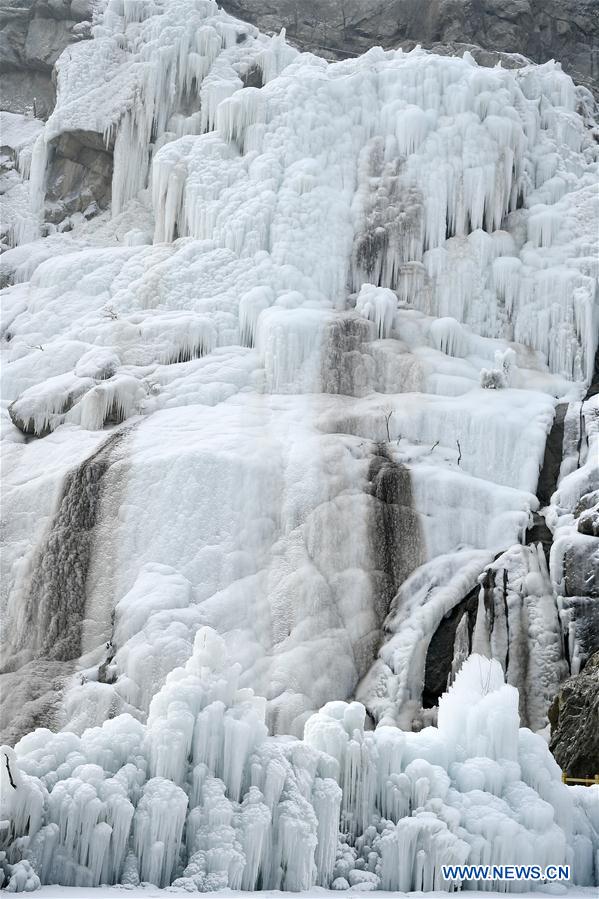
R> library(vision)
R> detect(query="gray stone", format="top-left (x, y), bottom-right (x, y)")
top-left (24, 15), bottom-right (77, 69)
top-left (0, 0), bottom-right (91, 117)
top-left (70, 0), bottom-right (94, 20)
top-left (549, 652), bottom-right (599, 779)
top-left (43, 130), bottom-right (113, 221)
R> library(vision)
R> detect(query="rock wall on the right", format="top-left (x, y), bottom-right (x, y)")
top-left (549, 651), bottom-right (599, 778)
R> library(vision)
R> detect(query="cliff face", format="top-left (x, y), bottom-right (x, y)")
top-left (0, 0), bottom-right (94, 117)
top-left (221, 0), bottom-right (599, 96)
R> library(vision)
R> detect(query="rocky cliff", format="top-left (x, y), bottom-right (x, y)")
top-left (0, 0), bottom-right (94, 117)
top-left (222, 0), bottom-right (599, 96)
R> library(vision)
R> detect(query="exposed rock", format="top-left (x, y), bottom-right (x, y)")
top-left (44, 129), bottom-right (113, 221)
top-left (563, 494), bottom-right (599, 598)
top-left (549, 651), bottom-right (599, 779)
top-left (423, 583), bottom-right (479, 708)
top-left (577, 503), bottom-right (599, 537)
top-left (221, 0), bottom-right (599, 96)
top-left (0, 0), bottom-right (93, 117)
top-left (536, 403), bottom-right (568, 507)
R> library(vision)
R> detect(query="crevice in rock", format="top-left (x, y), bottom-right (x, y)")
top-left (422, 583), bottom-right (479, 708)
top-left (526, 402), bottom-right (568, 561)
top-left (584, 343), bottom-right (599, 401)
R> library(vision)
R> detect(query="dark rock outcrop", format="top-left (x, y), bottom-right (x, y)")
top-left (423, 584), bottom-right (479, 708)
top-left (549, 651), bottom-right (599, 779)
top-left (222, 0), bottom-right (599, 96)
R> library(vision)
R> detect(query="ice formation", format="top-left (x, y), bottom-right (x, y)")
top-left (1, 638), bottom-right (598, 892)
top-left (1, 0), bottom-right (598, 892)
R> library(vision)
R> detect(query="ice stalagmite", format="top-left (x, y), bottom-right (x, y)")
top-left (0, 628), bottom-right (343, 891)
top-left (3, 649), bottom-right (596, 891)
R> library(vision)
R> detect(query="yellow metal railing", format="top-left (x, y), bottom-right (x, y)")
top-left (561, 773), bottom-right (599, 785)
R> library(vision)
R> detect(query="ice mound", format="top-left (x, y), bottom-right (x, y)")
top-left (1, 644), bottom-right (597, 892)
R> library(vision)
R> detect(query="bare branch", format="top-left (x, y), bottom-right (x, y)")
top-left (383, 408), bottom-right (393, 442)
top-left (4, 752), bottom-right (16, 790)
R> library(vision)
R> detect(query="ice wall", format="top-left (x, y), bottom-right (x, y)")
top-left (2, 0), bottom-right (597, 723)
top-left (1, 642), bottom-right (597, 891)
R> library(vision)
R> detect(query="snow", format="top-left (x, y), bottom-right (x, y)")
top-left (1, 0), bottom-right (598, 893)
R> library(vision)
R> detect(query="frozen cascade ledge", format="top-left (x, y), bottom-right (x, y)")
top-left (0, 631), bottom-right (598, 893)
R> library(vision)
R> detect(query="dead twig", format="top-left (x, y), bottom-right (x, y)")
top-left (383, 409), bottom-right (393, 442)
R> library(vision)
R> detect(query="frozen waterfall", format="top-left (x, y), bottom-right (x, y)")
top-left (1, 0), bottom-right (598, 892)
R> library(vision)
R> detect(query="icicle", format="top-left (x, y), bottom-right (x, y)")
top-left (429, 317), bottom-right (468, 357)
top-left (238, 286), bottom-right (275, 347)
top-left (355, 284), bottom-right (396, 339)
top-left (133, 779), bottom-right (188, 887)
top-left (449, 613), bottom-right (470, 686)
top-left (471, 588), bottom-right (492, 657)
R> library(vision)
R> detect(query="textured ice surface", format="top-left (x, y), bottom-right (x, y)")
top-left (1, 644), bottom-right (598, 891)
top-left (1, 0), bottom-right (599, 892)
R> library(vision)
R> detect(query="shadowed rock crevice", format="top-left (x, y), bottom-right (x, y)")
top-left (422, 583), bottom-right (479, 708)
top-left (0, 429), bottom-right (127, 744)
top-left (526, 402), bottom-right (567, 558)
top-left (584, 344), bottom-right (599, 401)
top-left (536, 403), bottom-right (567, 507)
